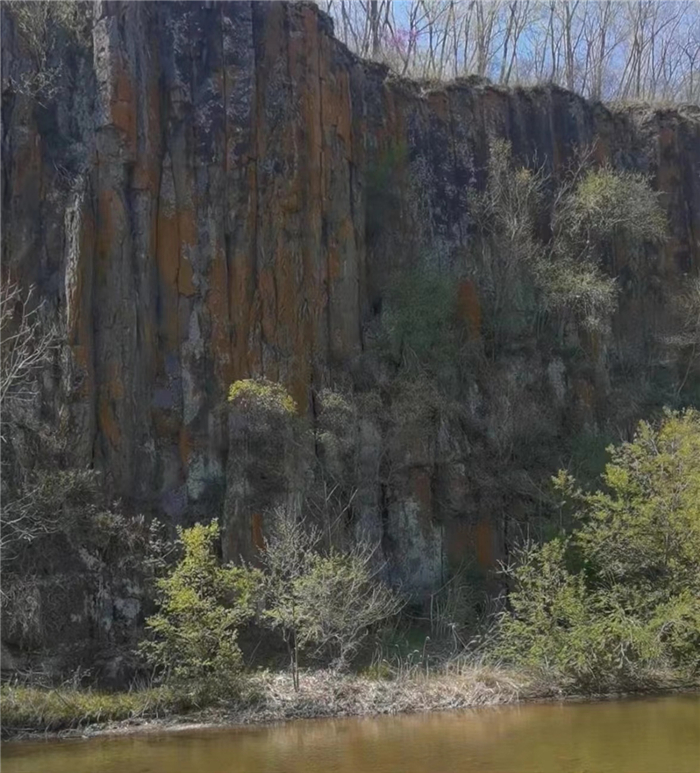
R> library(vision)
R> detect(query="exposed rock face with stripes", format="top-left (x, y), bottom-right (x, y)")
top-left (2, 1), bottom-right (699, 603)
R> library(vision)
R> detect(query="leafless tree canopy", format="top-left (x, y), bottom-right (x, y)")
top-left (0, 281), bottom-right (59, 442)
top-left (320, 1), bottom-right (700, 103)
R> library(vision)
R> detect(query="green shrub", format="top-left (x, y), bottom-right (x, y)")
top-left (559, 166), bottom-right (666, 249)
top-left (470, 143), bottom-right (667, 341)
top-left (228, 378), bottom-right (297, 416)
top-left (257, 508), bottom-right (402, 685)
top-left (532, 254), bottom-right (617, 333)
top-left (140, 522), bottom-right (260, 701)
top-left (496, 410), bottom-right (700, 688)
top-left (295, 549), bottom-right (403, 669)
top-left (568, 429), bottom-right (616, 484)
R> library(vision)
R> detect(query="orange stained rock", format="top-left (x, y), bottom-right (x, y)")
top-left (457, 279), bottom-right (482, 338)
top-left (110, 68), bottom-right (138, 154)
top-left (251, 512), bottom-right (265, 553)
top-left (575, 379), bottom-right (595, 410)
top-left (66, 208), bottom-right (95, 381)
top-left (474, 519), bottom-right (495, 568)
top-left (178, 427), bottom-right (193, 469)
top-left (208, 247), bottom-right (234, 388)
top-left (99, 395), bottom-right (121, 449)
top-left (98, 364), bottom-right (125, 450)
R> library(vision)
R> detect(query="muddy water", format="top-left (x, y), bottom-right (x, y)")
top-left (3, 694), bottom-right (699, 773)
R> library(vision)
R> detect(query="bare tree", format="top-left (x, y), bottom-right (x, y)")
top-left (0, 281), bottom-right (59, 436)
top-left (257, 505), bottom-right (402, 684)
top-left (0, 280), bottom-right (61, 564)
top-left (319, 0), bottom-right (700, 103)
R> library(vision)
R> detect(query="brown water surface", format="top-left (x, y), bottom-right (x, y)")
top-left (3, 694), bottom-right (699, 773)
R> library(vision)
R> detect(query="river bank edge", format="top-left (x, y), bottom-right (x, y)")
top-left (4, 669), bottom-right (698, 744)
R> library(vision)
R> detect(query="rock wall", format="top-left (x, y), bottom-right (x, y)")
top-left (2, 1), bottom-right (700, 597)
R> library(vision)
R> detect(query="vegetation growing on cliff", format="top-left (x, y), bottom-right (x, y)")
top-left (228, 378), bottom-right (297, 416)
top-left (4, 1), bottom-right (93, 100)
top-left (471, 140), bottom-right (665, 345)
top-left (380, 267), bottom-right (461, 370)
top-left (141, 507), bottom-right (401, 695)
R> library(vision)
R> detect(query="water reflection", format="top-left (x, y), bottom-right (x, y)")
top-left (3, 694), bottom-right (699, 773)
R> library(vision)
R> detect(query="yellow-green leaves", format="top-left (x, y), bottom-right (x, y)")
top-left (141, 521), bottom-right (261, 700)
top-left (228, 378), bottom-right (297, 416)
top-left (498, 410), bottom-right (700, 687)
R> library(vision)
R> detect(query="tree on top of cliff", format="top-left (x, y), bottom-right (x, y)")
top-left (320, 1), bottom-right (700, 104)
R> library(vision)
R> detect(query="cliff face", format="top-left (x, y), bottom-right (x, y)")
top-left (3, 1), bottom-right (700, 597)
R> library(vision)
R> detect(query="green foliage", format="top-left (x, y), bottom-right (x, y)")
top-left (497, 410), bottom-right (700, 688)
top-left (141, 522), bottom-right (260, 701)
top-left (532, 254), bottom-right (617, 333)
top-left (381, 267), bottom-right (461, 370)
top-left (470, 140), bottom-right (545, 344)
top-left (257, 508), bottom-right (401, 683)
top-left (295, 550), bottom-right (403, 668)
top-left (559, 166), bottom-right (666, 249)
top-left (471, 142), bottom-right (667, 341)
top-left (0, 685), bottom-right (188, 737)
top-left (228, 378), bottom-right (297, 416)
top-left (571, 410), bottom-right (700, 595)
top-left (568, 429), bottom-right (616, 485)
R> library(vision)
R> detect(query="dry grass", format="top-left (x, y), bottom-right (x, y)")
top-left (1, 665), bottom-right (529, 740)
top-left (243, 666), bottom-right (527, 724)
top-left (5, 664), bottom-right (689, 741)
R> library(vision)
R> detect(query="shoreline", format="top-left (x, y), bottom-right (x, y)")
top-left (4, 670), bottom-right (698, 744)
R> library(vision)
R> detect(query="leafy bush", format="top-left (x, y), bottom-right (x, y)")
top-left (532, 254), bottom-right (617, 333)
top-left (496, 410), bottom-right (700, 689)
top-left (257, 507), bottom-right (402, 686)
top-left (558, 166), bottom-right (666, 250)
top-left (295, 549), bottom-right (403, 669)
top-left (470, 143), bottom-right (667, 340)
top-left (140, 522), bottom-right (260, 701)
top-left (228, 378), bottom-right (297, 416)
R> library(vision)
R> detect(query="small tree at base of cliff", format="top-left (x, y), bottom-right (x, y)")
top-left (496, 409), bottom-right (700, 689)
top-left (296, 547), bottom-right (404, 670)
top-left (258, 507), bottom-right (402, 687)
top-left (140, 522), bottom-right (260, 701)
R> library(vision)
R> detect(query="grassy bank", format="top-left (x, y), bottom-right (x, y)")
top-left (0, 667), bottom-right (527, 740)
top-left (4, 666), bottom-right (696, 741)
top-left (0, 685), bottom-right (192, 738)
